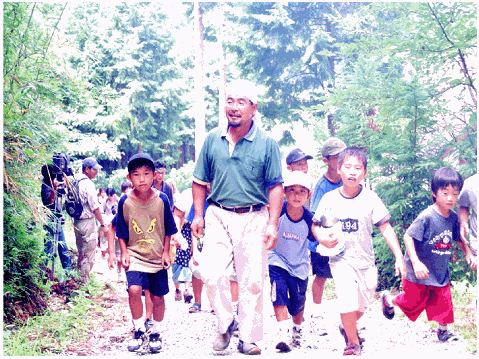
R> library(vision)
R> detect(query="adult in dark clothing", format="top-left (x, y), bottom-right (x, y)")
top-left (41, 165), bottom-right (72, 274)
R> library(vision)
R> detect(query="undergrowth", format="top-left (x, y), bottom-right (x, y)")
top-left (3, 277), bottom-right (103, 356)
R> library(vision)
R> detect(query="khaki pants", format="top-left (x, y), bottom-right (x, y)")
top-left (199, 205), bottom-right (268, 344)
top-left (73, 218), bottom-right (97, 282)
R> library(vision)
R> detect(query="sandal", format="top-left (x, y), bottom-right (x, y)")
top-left (344, 343), bottom-right (361, 356)
top-left (189, 302), bottom-right (201, 313)
top-left (339, 325), bottom-right (365, 347)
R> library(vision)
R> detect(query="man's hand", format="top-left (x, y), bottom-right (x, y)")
top-left (191, 216), bottom-right (205, 239)
top-left (263, 223), bottom-right (278, 250)
top-left (465, 252), bottom-right (477, 270)
top-left (107, 251), bottom-right (117, 270)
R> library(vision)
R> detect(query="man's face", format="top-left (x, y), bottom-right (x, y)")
top-left (85, 167), bottom-right (98, 180)
top-left (225, 96), bottom-right (257, 128)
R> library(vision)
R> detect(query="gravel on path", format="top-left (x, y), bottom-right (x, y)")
top-left (61, 255), bottom-right (476, 357)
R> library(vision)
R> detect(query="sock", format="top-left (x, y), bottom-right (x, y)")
top-left (278, 319), bottom-right (290, 333)
top-left (132, 318), bottom-right (146, 333)
top-left (293, 322), bottom-right (302, 331)
top-left (150, 319), bottom-right (161, 334)
top-left (385, 295), bottom-right (394, 307)
top-left (438, 324), bottom-right (447, 331)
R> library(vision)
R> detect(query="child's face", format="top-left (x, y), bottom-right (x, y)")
top-left (323, 154), bottom-right (340, 171)
top-left (127, 166), bottom-right (155, 193)
top-left (284, 184), bottom-right (310, 208)
top-left (287, 159), bottom-right (308, 174)
top-left (433, 184), bottom-right (460, 211)
top-left (339, 155), bottom-right (367, 189)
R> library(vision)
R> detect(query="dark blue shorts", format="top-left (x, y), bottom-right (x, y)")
top-left (310, 251), bottom-right (332, 278)
top-left (269, 265), bottom-right (308, 317)
top-left (126, 269), bottom-right (169, 297)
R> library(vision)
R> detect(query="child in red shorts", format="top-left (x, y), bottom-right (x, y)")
top-left (381, 167), bottom-right (475, 341)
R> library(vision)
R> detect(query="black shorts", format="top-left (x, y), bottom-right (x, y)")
top-left (126, 269), bottom-right (169, 297)
top-left (269, 265), bottom-right (308, 317)
top-left (310, 251), bottom-right (333, 278)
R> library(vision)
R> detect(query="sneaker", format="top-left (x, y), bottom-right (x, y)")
top-left (184, 290), bottom-right (193, 304)
top-left (238, 340), bottom-right (261, 355)
top-left (127, 328), bottom-right (145, 352)
top-left (213, 318), bottom-right (239, 351)
top-left (144, 318), bottom-right (153, 331)
top-left (381, 291), bottom-right (395, 320)
top-left (275, 327), bottom-right (291, 353)
top-left (174, 289), bottom-right (182, 301)
top-left (148, 332), bottom-right (162, 353)
top-left (437, 329), bottom-right (455, 342)
top-left (343, 343), bottom-right (361, 356)
top-left (291, 326), bottom-right (302, 348)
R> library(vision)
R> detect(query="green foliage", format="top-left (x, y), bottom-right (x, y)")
top-left (374, 226), bottom-right (405, 291)
top-left (3, 279), bottom-right (103, 355)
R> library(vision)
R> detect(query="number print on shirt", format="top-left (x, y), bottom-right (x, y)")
top-left (340, 218), bottom-right (359, 233)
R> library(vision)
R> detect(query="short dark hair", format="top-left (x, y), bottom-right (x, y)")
top-left (106, 187), bottom-right (116, 196)
top-left (121, 180), bottom-right (132, 193)
top-left (128, 153), bottom-right (155, 173)
top-left (338, 146), bottom-right (368, 170)
top-left (431, 167), bottom-right (463, 203)
top-left (154, 160), bottom-right (167, 170)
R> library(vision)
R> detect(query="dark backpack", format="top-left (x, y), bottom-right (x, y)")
top-left (65, 178), bottom-right (86, 219)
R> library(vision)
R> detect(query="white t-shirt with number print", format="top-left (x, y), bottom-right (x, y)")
top-left (313, 185), bottom-right (390, 270)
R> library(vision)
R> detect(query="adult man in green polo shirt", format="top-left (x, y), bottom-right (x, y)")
top-left (191, 79), bottom-right (283, 355)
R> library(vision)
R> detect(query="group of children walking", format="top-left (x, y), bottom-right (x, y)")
top-left (107, 142), bottom-right (476, 356)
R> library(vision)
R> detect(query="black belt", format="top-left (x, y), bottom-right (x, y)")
top-left (210, 200), bottom-right (264, 214)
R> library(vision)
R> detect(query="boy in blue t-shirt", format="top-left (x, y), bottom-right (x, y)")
top-left (382, 167), bottom-right (475, 342)
top-left (268, 171), bottom-right (315, 352)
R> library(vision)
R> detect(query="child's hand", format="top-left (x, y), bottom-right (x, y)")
top-left (319, 227), bottom-right (339, 248)
top-left (394, 258), bottom-right (407, 278)
top-left (121, 252), bottom-right (130, 269)
top-left (162, 252), bottom-right (171, 270)
top-left (412, 260), bottom-right (429, 279)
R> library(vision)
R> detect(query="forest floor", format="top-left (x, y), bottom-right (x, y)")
top-left (48, 253), bottom-right (476, 358)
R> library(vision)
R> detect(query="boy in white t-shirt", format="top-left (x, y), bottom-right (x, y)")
top-left (312, 147), bottom-right (406, 356)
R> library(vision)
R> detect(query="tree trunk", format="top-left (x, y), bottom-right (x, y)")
top-left (194, 2), bottom-right (206, 160)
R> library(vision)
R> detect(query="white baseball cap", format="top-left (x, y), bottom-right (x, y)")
top-left (283, 170), bottom-right (312, 192)
top-left (225, 79), bottom-right (258, 104)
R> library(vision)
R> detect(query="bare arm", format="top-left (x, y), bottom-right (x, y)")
top-left (191, 181), bottom-right (207, 238)
top-left (93, 207), bottom-right (108, 235)
top-left (455, 239), bottom-right (477, 270)
top-left (457, 205), bottom-right (470, 244)
top-left (403, 233), bottom-right (429, 279)
top-left (264, 183), bottom-right (283, 250)
top-left (378, 221), bottom-right (406, 277)
top-left (107, 224), bottom-right (117, 269)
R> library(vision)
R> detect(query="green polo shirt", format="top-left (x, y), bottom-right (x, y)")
top-left (193, 122), bottom-right (283, 207)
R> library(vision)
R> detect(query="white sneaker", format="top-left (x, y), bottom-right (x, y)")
top-left (291, 326), bottom-right (302, 348)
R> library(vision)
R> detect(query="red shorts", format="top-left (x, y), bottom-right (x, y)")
top-left (395, 279), bottom-right (454, 325)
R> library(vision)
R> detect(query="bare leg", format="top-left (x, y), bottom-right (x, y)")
top-left (340, 311), bottom-right (364, 345)
top-left (312, 276), bottom-right (328, 304)
top-left (144, 289), bottom-right (153, 321)
top-left (128, 285), bottom-right (144, 320)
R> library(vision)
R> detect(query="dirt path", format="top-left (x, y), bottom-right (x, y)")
top-left (60, 256), bottom-right (476, 357)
